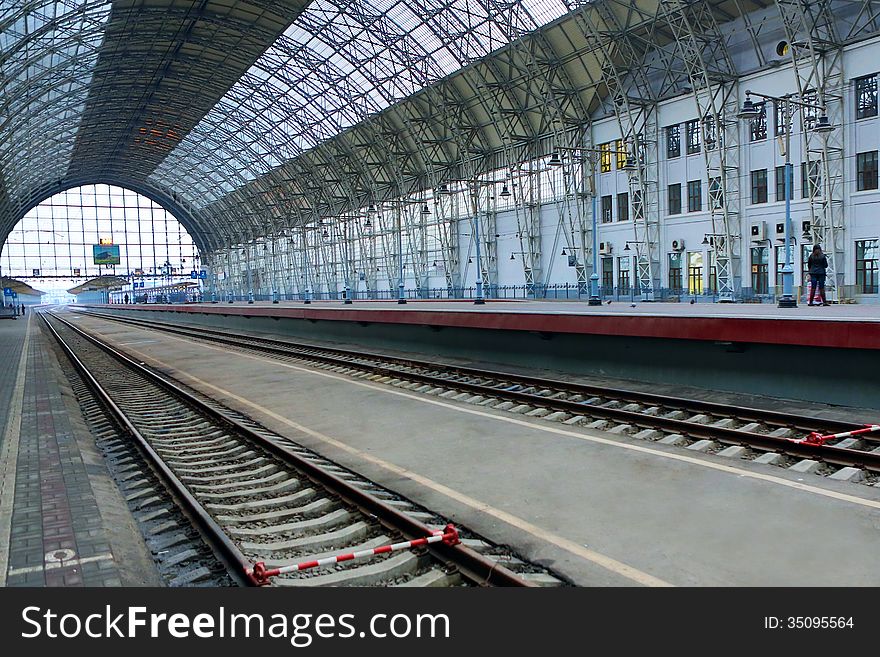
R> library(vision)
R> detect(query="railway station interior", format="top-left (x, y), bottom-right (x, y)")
top-left (1, 0), bottom-right (879, 590)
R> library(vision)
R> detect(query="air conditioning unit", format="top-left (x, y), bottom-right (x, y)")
top-left (749, 221), bottom-right (767, 242)
top-left (599, 242), bottom-right (613, 255)
top-left (775, 222), bottom-right (785, 235)
top-left (671, 238), bottom-right (685, 252)
top-left (801, 221), bottom-right (812, 237)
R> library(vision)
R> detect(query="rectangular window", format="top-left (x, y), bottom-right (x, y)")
top-left (750, 103), bottom-right (767, 141)
top-left (703, 116), bottom-right (719, 150)
top-left (668, 252), bottom-right (683, 291)
top-left (687, 180), bottom-right (701, 212)
top-left (687, 251), bottom-right (703, 295)
top-left (686, 119), bottom-right (701, 154)
top-left (775, 244), bottom-right (796, 288)
top-left (666, 125), bottom-right (681, 158)
top-left (618, 256), bottom-right (631, 292)
top-left (602, 256), bottom-right (614, 293)
top-left (751, 246), bottom-right (769, 295)
top-left (802, 244), bottom-right (812, 289)
top-left (599, 143), bottom-right (611, 173)
top-left (751, 169), bottom-right (768, 204)
top-left (615, 139), bottom-right (627, 170)
top-left (601, 195), bottom-right (613, 223)
top-left (856, 239), bottom-right (879, 294)
top-left (775, 166), bottom-right (788, 202)
top-left (774, 101), bottom-right (790, 136)
top-left (855, 74), bottom-right (878, 119)
top-left (856, 151), bottom-right (879, 191)
top-left (801, 160), bottom-right (821, 199)
top-left (708, 251), bottom-right (717, 294)
top-left (800, 89), bottom-right (820, 131)
top-left (667, 184), bottom-right (681, 215)
top-left (708, 177), bottom-right (723, 210)
top-left (617, 192), bottom-right (629, 222)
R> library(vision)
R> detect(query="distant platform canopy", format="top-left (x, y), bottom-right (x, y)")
top-left (68, 276), bottom-right (131, 295)
top-left (1, 277), bottom-right (46, 297)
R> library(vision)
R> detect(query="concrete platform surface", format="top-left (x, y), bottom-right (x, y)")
top-left (102, 298), bottom-right (880, 320)
top-left (67, 309), bottom-right (880, 587)
top-left (0, 314), bottom-right (160, 586)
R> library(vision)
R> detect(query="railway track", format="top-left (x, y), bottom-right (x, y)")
top-left (43, 311), bottom-right (553, 587)
top-left (51, 342), bottom-right (236, 587)
top-left (74, 308), bottom-right (880, 484)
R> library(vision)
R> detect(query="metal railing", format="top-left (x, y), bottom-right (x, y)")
top-left (134, 284), bottom-right (879, 305)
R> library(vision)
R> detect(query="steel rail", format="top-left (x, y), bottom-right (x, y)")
top-left (41, 313), bottom-right (257, 587)
top-left (74, 309), bottom-right (880, 473)
top-left (47, 311), bottom-right (533, 587)
top-left (78, 308), bottom-right (868, 436)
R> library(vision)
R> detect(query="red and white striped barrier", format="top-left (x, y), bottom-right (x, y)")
top-left (249, 523), bottom-right (461, 585)
top-left (793, 424), bottom-right (880, 447)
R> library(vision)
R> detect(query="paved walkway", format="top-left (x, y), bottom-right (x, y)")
top-left (0, 314), bottom-right (158, 586)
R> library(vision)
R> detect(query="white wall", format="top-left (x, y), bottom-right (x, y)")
top-left (468, 35), bottom-right (880, 299)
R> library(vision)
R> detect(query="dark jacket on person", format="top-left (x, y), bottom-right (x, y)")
top-left (808, 253), bottom-right (828, 277)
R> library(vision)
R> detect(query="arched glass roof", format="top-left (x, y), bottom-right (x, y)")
top-left (2, 0), bottom-right (877, 253)
top-left (152, 0), bottom-right (571, 207)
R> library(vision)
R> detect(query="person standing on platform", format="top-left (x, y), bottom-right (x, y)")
top-left (807, 245), bottom-right (829, 306)
top-left (19, 304), bottom-right (24, 316)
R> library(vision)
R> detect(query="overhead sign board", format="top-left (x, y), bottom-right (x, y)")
top-left (93, 244), bottom-right (121, 265)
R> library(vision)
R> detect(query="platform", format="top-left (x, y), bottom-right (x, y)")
top-left (66, 309), bottom-right (880, 587)
top-left (95, 300), bottom-right (880, 349)
top-left (87, 301), bottom-right (880, 408)
top-left (0, 315), bottom-right (159, 586)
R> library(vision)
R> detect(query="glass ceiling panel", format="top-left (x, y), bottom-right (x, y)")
top-left (153, 0), bottom-right (569, 207)
top-left (0, 1), bottom-right (112, 196)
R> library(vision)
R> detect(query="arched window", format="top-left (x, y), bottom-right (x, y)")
top-left (1, 184), bottom-right (198, 302)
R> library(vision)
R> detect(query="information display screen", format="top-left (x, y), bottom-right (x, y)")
top-left (93, 244), bottom-right (121, 265)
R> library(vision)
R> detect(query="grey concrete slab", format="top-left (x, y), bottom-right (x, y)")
top-left (686, 440), bottom-right (716, 452)
top-left (789, 460), bottom-right (822, 474)
top-left (68, 309), bottom-right (880, 587)
top-left (754, 452), bottom-right (786, 465)
top-left (829, 467), bottom-right (865, 483)
top-left (717, 445), bottom-right (749, 459)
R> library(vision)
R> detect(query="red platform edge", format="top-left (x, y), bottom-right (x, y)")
top-left (85, 304), bottom-right (880, 350)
